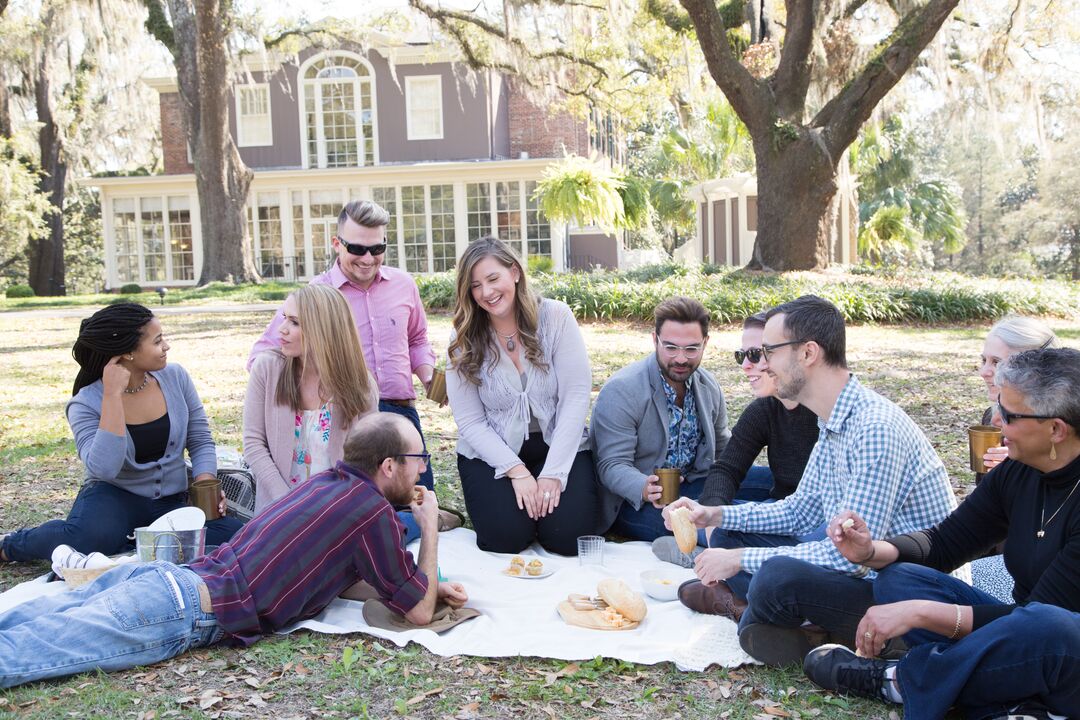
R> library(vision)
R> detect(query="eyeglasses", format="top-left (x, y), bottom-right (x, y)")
top-left (760, 339), bottom-right (808, 361)
top-left (658, 341), bottom-right (703, 359)
top-left (734, 347), bottom-right (764, 365)
top-left (339, 238), bottom-right (387, 257)
top-left (996, 400), bottom-right (1056, 426)
top-left (398, 452), bottom-right (431, 465)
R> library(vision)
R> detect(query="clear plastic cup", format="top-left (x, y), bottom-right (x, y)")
top-left (577, 535), bottom-right (605, 565)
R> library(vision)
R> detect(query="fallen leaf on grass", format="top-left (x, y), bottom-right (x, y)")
top-left (455, 702), bottom-right (480, 719)
top-left (244, 677), bottom-right (261, 689)
top-left (762, 707), bottom-right (791, 717)
top-left (247, 693), bottom-right (267, 708)
top-left (405, 687), bottom-right (444, 706)
top-left (198, 689), bottom-right (223, 710)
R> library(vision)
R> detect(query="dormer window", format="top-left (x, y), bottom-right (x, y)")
top-left (299, 52), bottom-right (377, 169)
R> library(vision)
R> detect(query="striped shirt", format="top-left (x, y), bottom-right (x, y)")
top-left (721, 375), bottom-right (957, 576)
top-left (189, 461), bottom-right (428, 645)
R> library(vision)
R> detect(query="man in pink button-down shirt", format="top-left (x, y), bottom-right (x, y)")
top-left (249, 200), bottom-right (438, 490)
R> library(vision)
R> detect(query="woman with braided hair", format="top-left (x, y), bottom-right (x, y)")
top-left (0, 303), bottom-right (243, 563)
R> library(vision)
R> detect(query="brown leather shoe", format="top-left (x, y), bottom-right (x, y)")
top-left (677, 579), bottom-right (747, 621)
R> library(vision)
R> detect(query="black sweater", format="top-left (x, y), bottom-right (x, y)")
top-left (888, 451), bottom-right (1080, 630)
top-left (699, 397), bottom-right (820, 506)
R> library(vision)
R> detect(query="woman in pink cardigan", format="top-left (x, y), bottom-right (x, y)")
top-left (244, 284), bottom-right (378, 512)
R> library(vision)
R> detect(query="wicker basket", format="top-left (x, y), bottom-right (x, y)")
top-left (62, 565), bottom-right (117, 588)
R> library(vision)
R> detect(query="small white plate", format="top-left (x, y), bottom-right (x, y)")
top-left (148, 507), bottom-right (206, 532)
top-left (503, 566), bottom-right (554, 579)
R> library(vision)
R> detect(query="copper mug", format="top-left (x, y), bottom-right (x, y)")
top-left (189, 477), bottom-right (222, 521)
top-left (654, 467), bottom-right (682, 506)
top-left (968, 425), bottom-right (1003, 474)
top-left (427, 368), bottom-right (448, 406)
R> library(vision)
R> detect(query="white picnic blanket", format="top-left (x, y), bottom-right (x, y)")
top-left (0, 529), bottom-right (756, 671)
top-left (282, 529), bottom-right (756, 671)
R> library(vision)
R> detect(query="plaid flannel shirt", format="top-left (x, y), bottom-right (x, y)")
top-left (721, 375), bottom-right (957, 577)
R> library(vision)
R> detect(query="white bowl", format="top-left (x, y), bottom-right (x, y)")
top-left (148, 506), bottom-right (206, 532)
top-left (640, 569), bottom-right (684, 601)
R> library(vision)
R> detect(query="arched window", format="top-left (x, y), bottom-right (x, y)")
top-left (299, 52), bottom-right (377, 169)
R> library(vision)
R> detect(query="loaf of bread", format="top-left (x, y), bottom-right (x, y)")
top-left (670, 507), bottom-right (697, 555)
top-left (596, 578), bottom-right (647, 622)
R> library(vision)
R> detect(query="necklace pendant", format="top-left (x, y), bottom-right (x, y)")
top-left (1037, 530), bottom-right (1045, 539)
top-left (506, 338), bottom-right (515, 352)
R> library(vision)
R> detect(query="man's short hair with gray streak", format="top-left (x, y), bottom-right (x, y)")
top-left (338, 200), bottom-right (390, 238)
top-left (996, 347), bottom-right (1080, 433)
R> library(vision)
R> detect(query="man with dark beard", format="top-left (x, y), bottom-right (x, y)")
top-left (591, 297), bottom-right (731, 540)
top-left (0, 412), bottom-right (468, 688)
top-left (664, 295), bottom-right (958, 668)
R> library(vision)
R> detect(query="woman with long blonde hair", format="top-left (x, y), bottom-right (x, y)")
top-left (244, 284), bottom-right (378, 512)
top-left (446, 236), bottom-right (600, 555)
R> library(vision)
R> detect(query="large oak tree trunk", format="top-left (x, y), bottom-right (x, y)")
top-left (157, 0), bottom-right (257, 285)
top-left (28, 45), bottom-right (66, 295)
top-left (749, 133), bottom-right (836, 270)
top-left (190, 0), bottom-right (255, 284)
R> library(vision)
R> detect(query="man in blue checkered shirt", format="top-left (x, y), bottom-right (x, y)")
top-left (664, 295), bottom-right (958, 668)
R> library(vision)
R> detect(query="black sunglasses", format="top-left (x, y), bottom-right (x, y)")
top-left (996, 400), bottom-right (1056, 426)
top-left (734, 347), bottom-right (764, 365)
top-left (398, 452), bottom-right (431, 465)
top-left (760, 339), bottom-right (808, 361)
top-left (339, 238), bottom-right (387, 257)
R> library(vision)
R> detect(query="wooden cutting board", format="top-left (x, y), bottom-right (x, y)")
top-left (556, 601), bottom-right (641, 631)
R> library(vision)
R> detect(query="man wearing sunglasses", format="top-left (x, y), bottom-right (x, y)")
top-left (665, 294), bottom-right (958, 668)
top-left (249, 200), bottom-right (440, 501)
top-left (591, 296), bottom-right (731, 540)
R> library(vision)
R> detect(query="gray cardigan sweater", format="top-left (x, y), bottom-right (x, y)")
top-left (65, 363), bottom-right (216, 498)
top-left (590, 355), bottom-right (731, 532)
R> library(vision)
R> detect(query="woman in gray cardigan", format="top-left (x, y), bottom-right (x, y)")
top-left (0, 304), bottom-right (242, 563)
top-left (446, 237), bottom-right (600, 555)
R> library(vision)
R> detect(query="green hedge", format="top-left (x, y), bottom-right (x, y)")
top-left (417, 265), bottom-right (1080, 324)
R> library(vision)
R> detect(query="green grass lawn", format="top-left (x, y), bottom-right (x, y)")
top-left (1, 308), bottom-right (1076, 719)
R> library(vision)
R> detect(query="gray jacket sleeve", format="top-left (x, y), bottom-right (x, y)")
top-left (590, 377), bottom-right (649, 510)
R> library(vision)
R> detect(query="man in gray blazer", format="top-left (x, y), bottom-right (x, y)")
top-left (591, 297), bottom-right (731, 539)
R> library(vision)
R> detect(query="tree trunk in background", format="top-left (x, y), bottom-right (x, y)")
top-left (190, 0), bottom-right (255, 284)
top-left (750, 133), bottom-right (836, 270)
top-left (28, 43), bottom-right (67, 295)
top-left (154, 0), bottom-right (256, 285)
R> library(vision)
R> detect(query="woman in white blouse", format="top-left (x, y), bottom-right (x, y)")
top-left (447, 236), bottom-right (600, 554)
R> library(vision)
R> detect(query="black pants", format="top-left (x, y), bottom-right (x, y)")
top-left (458, 432), bottom-right (599, 556)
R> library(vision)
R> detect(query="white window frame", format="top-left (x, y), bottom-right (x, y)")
top-left (405, 75), bottom-right (444, 141)
top-left (235, 84), bottom-right (273, 147)
top-left (297, 51), bottom-right (379, 170)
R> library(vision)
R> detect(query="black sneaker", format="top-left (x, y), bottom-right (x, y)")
top-left (987, 703), bottom-right (1068, 720)
top-left (803, 643), bottom-right (898, 702)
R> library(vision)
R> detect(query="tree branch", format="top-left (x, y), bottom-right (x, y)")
top-left (677, 0), bottom-right (772, 134)
top-left (814, 0), bottom-right (961, 156)
top-left (769, 0), bottom-right (814, 120)
top-left (408, 0), bottom-right (608, 80)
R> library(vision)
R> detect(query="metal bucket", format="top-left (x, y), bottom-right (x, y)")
top-left (134, 527), bottom-right (206, 564)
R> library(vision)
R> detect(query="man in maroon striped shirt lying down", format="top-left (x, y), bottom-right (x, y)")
top-left (0, 412), bottom-right (468, 688)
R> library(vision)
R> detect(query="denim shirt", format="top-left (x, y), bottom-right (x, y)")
top-left (661, 374), bottom-right (701, 473)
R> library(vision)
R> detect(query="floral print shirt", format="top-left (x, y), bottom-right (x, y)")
top-left (290, 403), bottom-right (333, 486)
top-left (661, 375), bottom-right (701, 473)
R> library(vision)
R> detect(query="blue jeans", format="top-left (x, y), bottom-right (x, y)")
top-left (612, 475), bottom-right (707, 542)
top-left (397, 511), bottom-right (420, 545)
top-left (2, 481), bottom-right (244, 562)
top-left (875, 563), bottom-right (1080, 720)
top-left (732, 465), bottom-right (775, 503)
top-left (0, 562), bottom-right (222, 688)
top-left (737, 555), bottom-right (875, 646)
top-left (379, 401), bottom-right (434, 490)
